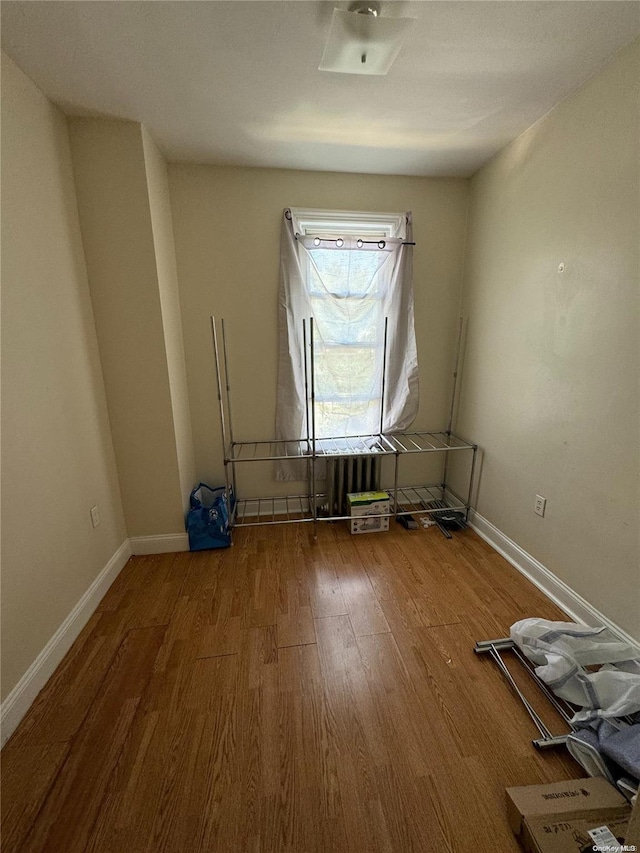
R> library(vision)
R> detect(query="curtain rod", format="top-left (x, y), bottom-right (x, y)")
top-left (294, 234), bottom-right (415, 248)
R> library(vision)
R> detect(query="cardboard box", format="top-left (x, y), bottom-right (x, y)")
top-left (627, 795), bottom-right (640, 847)
top-left (347, 491), bottom-right (390, 534)
top-left (506, 778), bottom-right (632, 853)
top-left (522, 815), bottom-right (629, 853)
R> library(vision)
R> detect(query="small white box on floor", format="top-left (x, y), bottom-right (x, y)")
top-left (347, 491), bottom-right (390, 534)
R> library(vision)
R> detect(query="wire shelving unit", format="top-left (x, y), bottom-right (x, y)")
top-left (211, 316), bottom-right (478, 541)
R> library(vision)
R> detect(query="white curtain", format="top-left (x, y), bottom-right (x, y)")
top-left (275, 208), bottom-right (418, 481)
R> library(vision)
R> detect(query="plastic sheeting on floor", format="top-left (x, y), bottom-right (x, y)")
top-left (510, 618), bottom-right (640, 723)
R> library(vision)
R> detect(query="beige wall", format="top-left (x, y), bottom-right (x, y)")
top-left (456, 40), bottom-right (640, 640)
top-left (142, 128), bottom-right (196, 514)
top-left (69, 119), bottom-right (186, 537)
top-left (1, 53), bottom-right (127, 700)
top-left (168, 165), bottom-right (469, 497)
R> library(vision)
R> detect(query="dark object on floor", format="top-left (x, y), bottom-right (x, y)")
top-left (421, 500), bottom-right (467, 536)
top-left (422, 501), bottom-right (467, 530)
top-left (396, 515), bottom-right (419, 530)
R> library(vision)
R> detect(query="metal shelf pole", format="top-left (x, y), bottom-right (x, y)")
top-left (309, 317), bottom-right (317, 541)
top-left (475, 639), bottom-right (572, 750)
top-left (443, 315), bottom-right (464, 490)
top-left (302, 319), bottom-right (310, 451)
top-left (221, 318), bottom-right (238, 502)
top-left (465, 444), bottom-right (478, 520)
top-left (379, 316), bottom-right (389, 436)
top-left (393, 451), bottom-right (400, 519)
top-left (210, 316), bottom-right (233, 537)
top-left (483, 644), bottom-right (554, 742)
top-left (302, 319), bottom-right (312, 522)
top-left (378, 317), bottom-right (398, 519)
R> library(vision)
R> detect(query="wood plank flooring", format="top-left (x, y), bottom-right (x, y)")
top-left (1, 523), bottom-right (582, 852)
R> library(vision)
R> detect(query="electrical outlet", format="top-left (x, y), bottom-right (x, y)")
top-left (90, 505), bottom-right (100, 528)
top-left (534, 495), bottom-right (546, 517)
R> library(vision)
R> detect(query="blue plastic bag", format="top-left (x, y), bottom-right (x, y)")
top-left (187, 483), bottom-right (233, 551)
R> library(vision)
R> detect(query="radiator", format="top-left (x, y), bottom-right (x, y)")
top-left (324, 455), bottom-right (382, 517)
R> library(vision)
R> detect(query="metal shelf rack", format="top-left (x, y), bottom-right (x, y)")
top-left (211, 316), bottom-right (478, 540)
top-left (474, 635), bottom-right (640, 809)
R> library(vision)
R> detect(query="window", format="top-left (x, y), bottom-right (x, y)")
top-left (304, 231), bottom-right (389, 437)
top-left (276, 208), bottom-right (418, 477)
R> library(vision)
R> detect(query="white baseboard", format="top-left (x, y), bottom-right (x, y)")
top-left (0, 539), bottom-right (132, 747)
top-left (129, 533), bottom-right (189, 555)
top-left (1, 532), bottom-right (190, 745)
top-left (469, 510), bottom-right (640, 650)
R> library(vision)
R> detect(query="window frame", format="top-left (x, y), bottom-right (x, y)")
top-left (298, 211), bottom-right (404, 438)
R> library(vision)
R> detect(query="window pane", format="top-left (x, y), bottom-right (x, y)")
top-left (308, 249), bottom-right (386, 297)
top-left (315, 399), bottom-right (381, 439)
top-left (315, 347), bottom-right (378, 400)
top-left (304, 242), bottom-right (391, 439)
top-left (310, 297), bottom-right (379, 345)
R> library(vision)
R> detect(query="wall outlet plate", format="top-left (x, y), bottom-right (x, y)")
top-left (534, 495), bottom-right (546, 517)
top-left (90, 505), bottom-right (100, 528)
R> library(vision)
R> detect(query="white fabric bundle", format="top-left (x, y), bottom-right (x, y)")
top-left (510, 618), bottom-right (640, 723)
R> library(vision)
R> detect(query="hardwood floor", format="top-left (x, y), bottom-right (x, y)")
top-left (2, 523), bottom-right (582, 852)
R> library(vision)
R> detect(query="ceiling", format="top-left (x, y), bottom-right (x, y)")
top-left (2, 1), bottom-right (639, 177)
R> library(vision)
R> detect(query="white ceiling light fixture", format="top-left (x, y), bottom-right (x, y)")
top-left (319, 1), bottom-right (415, 76)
